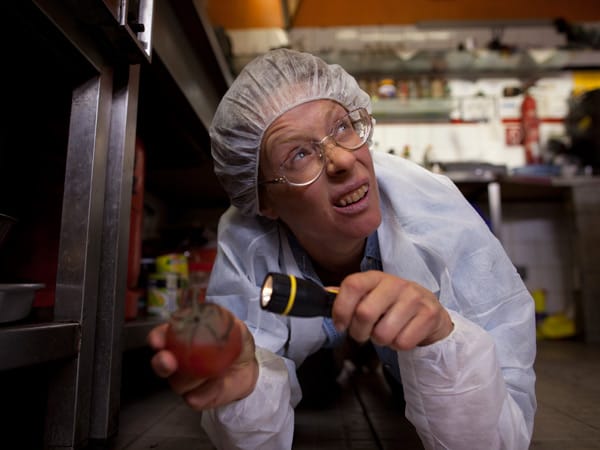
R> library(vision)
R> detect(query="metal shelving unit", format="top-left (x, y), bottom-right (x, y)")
top-left (0, 1), bottom-right (148, 448)
top-left (0, 1), bottom-right (231, 448)
top-left (0, 322), bottom-right (81, 371)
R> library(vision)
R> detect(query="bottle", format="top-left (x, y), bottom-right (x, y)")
top-left (521, 91), bottom-right (541, 165)
top-left (419, 76), bottom-right (431, 98)
top-left (378, 78), bottom-right (396, 98)
top-left (396, 79), bottom-right (408, 101)
top-left (402, 145), bottom-right (411, 160)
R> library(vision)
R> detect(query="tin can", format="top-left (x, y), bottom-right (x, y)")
top-left (155, 253), bottom-right (189, 280)
top-left (147, 272), bottom-right (179, 318)
top-left (155, 253), bottom-right (189, 310)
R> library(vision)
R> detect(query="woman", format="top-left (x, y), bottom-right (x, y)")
top-left (148, 48), bottom-right (536, 449)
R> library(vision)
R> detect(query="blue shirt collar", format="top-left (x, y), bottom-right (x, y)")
top-left (286, 228), bottom-right (382, 283)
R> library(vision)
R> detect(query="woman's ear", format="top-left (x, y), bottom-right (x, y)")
top-left (258, 187), bottom-right (279, 220)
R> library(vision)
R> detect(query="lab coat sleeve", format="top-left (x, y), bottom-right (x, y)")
top-left (201, 346), bottom-right (300, 450)
top-left (200, 207), bottom-right (325, 449)
top-left (397, 309), bottom-right (532, 450)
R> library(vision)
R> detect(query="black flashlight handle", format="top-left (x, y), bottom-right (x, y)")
top-left (261, 272), bottom-right (336, 317)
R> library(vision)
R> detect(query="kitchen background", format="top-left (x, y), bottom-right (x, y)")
top-left (203, 0), bottom-right (600, 328)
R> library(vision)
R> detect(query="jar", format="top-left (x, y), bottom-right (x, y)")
top-left (378, 78), bottom-right (397, 98)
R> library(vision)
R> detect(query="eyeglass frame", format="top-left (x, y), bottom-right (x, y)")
top-left (258, 107), bottom-right (374, 187)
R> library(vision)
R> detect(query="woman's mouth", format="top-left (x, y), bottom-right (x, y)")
top-left (336, 184), bottom-right (369, 207)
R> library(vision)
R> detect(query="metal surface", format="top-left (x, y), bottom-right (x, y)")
top-left (570, 182), bottom-right (600, 343)
top-left (124, 0), bottom-right (155, 60)
top-left (45, 69), bottom-right (114, 449)
top-left (35, 0), bottom-right (152, 64)
top-left (89, 64), bottom-right (141, 440)
top-left (191, 0), bottom-right (233, 87)
top-left (487, 181), bottom-right (503, 242)
top-left (0, 284), bottom-right (45, 323)
top-left (0, 322), bottom-right (80, 371)
top-left (0, 0), bottom-right (227, 447)
top-left (153, 0), bottom-right (229, 130)
top-left (33, 0), bottom-right (109, 72)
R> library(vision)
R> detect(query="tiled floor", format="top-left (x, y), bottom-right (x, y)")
top-left (113, 339), bottom-right (600, 449)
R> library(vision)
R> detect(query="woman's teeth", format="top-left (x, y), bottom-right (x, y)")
top-left (337, 185), bottom-right (368, 206)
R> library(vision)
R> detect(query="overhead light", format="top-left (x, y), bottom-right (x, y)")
top-left (528, 49), bottom-right (556, 64)
top-left (335, 29), bottom-right (359, 40)
top-left (395, 50), bottom-right (417, 60)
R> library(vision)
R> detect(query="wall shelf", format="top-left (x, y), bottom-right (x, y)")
top-left (371, 98), bottom-right (454, 122)
top-left (231, 48), bottom-right (600, 78)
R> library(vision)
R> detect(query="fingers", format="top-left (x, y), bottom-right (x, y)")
top-left (333, 271), bottom-right (399, 339)
top-left (168, 370), bottom-right (209, 396)
top-left (147, 316), bottom-right (259, 411)
top-left (332, 271), bottom-right (452, 350)
top-left (183, 359), bottom-right (259, 411)
top-left (147, 322), bottom-right (169, 350)
top-left (369, 281), bottom-right (428, 348)
top-left (374, 302), bottom-right (434, 350)
top-left (183, 377), bottom-right (224, 410)
top-left (349, 275), bottom-right (409, 343)
top-left (332, 270), bottom-right (383, 333)
top-left (148, 323), bottom-right (178, 378)
top-left (150, 349), bottom-right (179, 378)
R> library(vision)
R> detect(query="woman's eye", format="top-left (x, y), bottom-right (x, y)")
top-left (336, 120), bottom-right (349, 133)
top-left (283, 145), bottom-right (316, 168)
top-left (292, 147), bottom-right (309, 161)
top-left (335, 118), bottom-right (354, 138)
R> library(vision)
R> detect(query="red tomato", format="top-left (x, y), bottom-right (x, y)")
top-left (165, 302), bottom-right (242, 378)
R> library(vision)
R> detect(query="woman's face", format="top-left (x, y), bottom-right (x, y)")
top-left (259, 100), bottom-right (382, 257)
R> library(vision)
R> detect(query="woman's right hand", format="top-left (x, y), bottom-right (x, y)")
top-left (147, 316), bottom-right (259, 411)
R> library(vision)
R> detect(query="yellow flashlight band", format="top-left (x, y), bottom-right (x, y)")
top-left (282, 274), bottom-right (297, 315)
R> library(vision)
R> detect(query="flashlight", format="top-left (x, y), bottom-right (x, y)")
top-left (260, 272), bottom-right (337, 317)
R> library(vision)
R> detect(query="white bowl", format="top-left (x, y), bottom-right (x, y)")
top-left (0, 284), bottom-right (45, 323)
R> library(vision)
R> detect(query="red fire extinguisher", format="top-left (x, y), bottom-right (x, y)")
top-left (521, 91), bottom-right (541, 165)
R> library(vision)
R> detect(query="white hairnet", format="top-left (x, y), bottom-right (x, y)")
top-left (210, 48), bottom-right (371, 217)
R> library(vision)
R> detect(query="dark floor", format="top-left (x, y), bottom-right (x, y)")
top-left (113, 339), bottom-right (600, 449)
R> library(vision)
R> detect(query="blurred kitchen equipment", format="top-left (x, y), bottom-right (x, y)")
top-left (0, 283), bottom-right (44, 323)
top-left (565, 88), bottom-right (600, 171)
top-left (0, 213), bottom-right (17, 249)
top-left (433, 161), bottom-right (507, 182)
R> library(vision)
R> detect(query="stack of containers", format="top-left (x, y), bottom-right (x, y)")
top-left (147, 253), bottom-right (189, 318)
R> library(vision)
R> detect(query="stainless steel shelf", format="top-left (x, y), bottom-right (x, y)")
top-left (0, 322), bottom-right (80, 371)
top-left (231, 48), bottom-right (600, 79)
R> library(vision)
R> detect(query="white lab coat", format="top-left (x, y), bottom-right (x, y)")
top-left (201, 152), bottom-right (537, 450)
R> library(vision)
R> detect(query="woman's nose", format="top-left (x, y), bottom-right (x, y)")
top-left (323, 141), bottom-right (357, 175)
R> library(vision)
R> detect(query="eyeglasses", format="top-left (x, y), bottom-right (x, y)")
top-left (260, 108), bottom-right (373, 187)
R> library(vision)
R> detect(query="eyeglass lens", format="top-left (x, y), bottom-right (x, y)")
top-left (281, 109), bottom-right (371, 185)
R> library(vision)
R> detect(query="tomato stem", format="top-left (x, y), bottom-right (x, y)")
top-left (191, 284), bottom-right (200, 316)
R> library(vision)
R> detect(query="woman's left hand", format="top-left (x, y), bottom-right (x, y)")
top-left (331, 270), bottom-right (453, 350)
